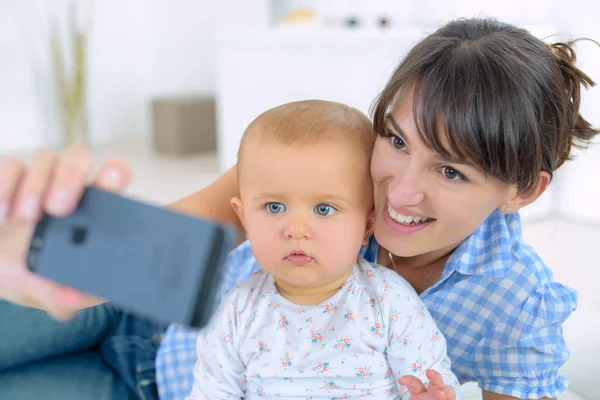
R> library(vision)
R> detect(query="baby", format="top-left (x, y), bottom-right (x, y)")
top-left (188, 100), bottom-right (462, 399)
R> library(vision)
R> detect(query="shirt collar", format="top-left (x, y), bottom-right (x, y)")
top-left (446, 209), bottom-right (522, 278)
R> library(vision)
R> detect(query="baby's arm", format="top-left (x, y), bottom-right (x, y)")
top-left (385, 294), bottom-right (463, 400)
top-left (186, 294), bottom-right (245, 400)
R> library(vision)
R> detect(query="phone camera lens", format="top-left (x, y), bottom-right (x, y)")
top-left (71, 225), bottom-right (88, 245)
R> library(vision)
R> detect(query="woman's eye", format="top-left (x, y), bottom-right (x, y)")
top-left (387, 131), bottom-right (406, 150)
top-left (314, 204), bottom-right (336, 217)
top-left (265, 202), bottom-right (286, 214)
top-left (440, 166), bottom-right (467, 182)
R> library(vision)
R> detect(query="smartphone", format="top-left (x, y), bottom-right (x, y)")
top-left (26, 186), bottom-right (236, 328)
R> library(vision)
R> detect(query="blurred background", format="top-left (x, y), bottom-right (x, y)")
top-left (1, 1), bottom-right (599, 399)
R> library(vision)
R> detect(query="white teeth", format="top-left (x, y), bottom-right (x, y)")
top-left (387, 203), bottom-right (431, 225)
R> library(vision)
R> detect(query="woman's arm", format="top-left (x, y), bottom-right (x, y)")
top-left (167, 166), bottom-right (245, 241)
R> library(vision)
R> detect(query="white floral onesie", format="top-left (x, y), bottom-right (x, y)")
top-left (188, 259), bottom-right (463, 399)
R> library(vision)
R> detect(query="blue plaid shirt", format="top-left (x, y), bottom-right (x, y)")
top-left (156, 210), bottom-right (577, 399)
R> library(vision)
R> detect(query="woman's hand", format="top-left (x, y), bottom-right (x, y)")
top-left (0, 145), bottom-right (131, 319)
top-left (398, 369), bottom-right (457, 400)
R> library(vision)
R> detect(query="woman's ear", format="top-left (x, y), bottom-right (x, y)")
top-left (501, 171), bottom-right (551, 214)
top-left (363, 211), bottom-right (376, 245)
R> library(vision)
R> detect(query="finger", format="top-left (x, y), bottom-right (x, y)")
top-left (46, 307), bottom-right (79, 321)
top-left (21, 273), bottom-right (105, 321)
top-left (46, 291), bottom-right (105, 320)
top-left (436, 386), bottom-right (456, 400)
top-left (44, 146), bottom-right (93, 217)
top-left (426, 369), bottom-right (446, 389)
top-left (91, 157), bottom-right (131, 193)
top-left (45, 287), bottom-right (100, 321)
top-left (0, 157), bottom-right (26, 221)
top-left (404, 394), bottom-right (428, 400)
top-left (79, 294), bottom-right (106, 308)
top-left (398, 375), bottom-right (427, 395)
top-left (21, 272), bottom-right (85, 314)
top-left (14, 149), bottom-right (58, 221)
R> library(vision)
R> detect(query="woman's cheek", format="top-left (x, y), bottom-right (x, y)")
top-left (370, 145), bottom-right (389, 184)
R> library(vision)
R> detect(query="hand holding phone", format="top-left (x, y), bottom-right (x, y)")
top-left (27, 186), bottom-right (235, 328)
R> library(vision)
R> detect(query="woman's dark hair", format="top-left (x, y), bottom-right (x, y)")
top-left (372, 18), bottom-right (599, 192)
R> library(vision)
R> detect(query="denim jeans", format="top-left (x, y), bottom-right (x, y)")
top-left (0, 300), bottom-right (167, 400)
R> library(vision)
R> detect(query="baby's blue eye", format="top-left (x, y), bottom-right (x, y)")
top-left (266, 202), bottom-right (286, 214)
top-left (314, 204), bottom-right (336, 217)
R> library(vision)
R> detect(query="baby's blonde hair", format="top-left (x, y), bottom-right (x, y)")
top-left (237, 100), bottom-right (374, 176)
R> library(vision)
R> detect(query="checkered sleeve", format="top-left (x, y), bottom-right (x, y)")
top-left (472, 281), bottom-right (578, 399)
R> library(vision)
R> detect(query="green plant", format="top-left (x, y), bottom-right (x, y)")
top-left (49, 0), bottom-right (90, 146)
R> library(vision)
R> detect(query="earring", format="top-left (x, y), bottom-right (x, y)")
top-left (505, 206), bottom-right (512, 213)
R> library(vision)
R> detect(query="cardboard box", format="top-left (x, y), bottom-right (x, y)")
top-left (152, 97), bottom-right (216, 155)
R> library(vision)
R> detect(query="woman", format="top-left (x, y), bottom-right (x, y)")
top-left (0, 18), bottom-right (597, 400)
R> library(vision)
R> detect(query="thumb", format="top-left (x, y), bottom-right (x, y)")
top-left (92, 158), bottom-right (132, 193)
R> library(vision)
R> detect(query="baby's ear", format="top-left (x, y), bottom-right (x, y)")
top-left (363, 211), bottom-right (375, 245)
top-left (230, 197), bottom-right (246, 228)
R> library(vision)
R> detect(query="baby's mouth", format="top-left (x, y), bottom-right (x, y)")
top-left (283, 249), bottom-right (315, 266)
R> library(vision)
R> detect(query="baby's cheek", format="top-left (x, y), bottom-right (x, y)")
top-left (329, 222), bottom-right (367, 249)
top-left (247, 238), bottom-right (267, 258)
top-left (247, 239), bottom-right (279, 272)
top-left (324, 236), bottom-right (359, 264)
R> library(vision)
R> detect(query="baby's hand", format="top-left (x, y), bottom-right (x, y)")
top-left (398, 369), bottom-right (456, 400)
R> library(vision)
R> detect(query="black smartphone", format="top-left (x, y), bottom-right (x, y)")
top-left (26, 186), bottom-right (236, 328)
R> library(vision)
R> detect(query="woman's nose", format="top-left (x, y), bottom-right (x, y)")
top-left (387, 166), bottom-right (425, 207)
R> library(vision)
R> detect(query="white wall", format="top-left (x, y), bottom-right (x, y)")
top-left (146, 1), bottom-right (268, 98)
top-left (2, 0), bottom-right (597, 152)
top-left (0, 0), bottom-right (268, 154)
top-left (0, 1), bottom-right (149, 152)
top-left (0, 1), bottom-right (57, 152)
